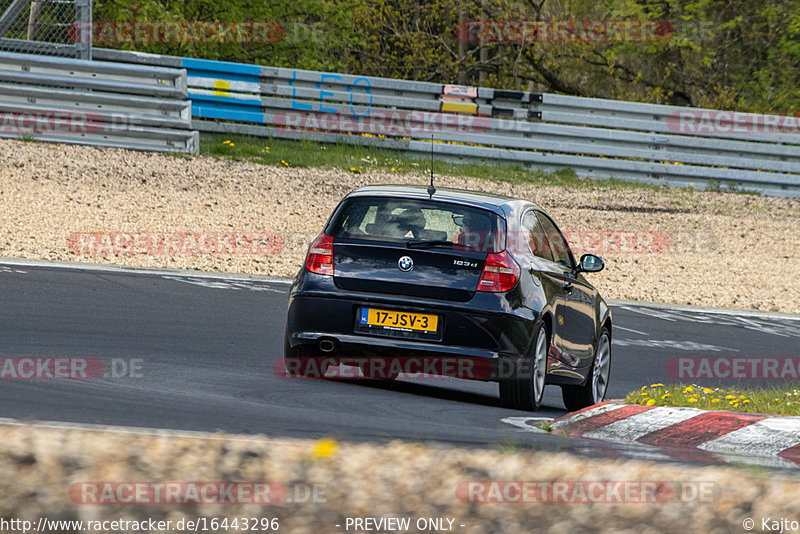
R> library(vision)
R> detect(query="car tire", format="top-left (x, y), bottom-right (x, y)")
top-left (499, 323), bottom-right (548, 411)
top-left (283, 328), bottom-right (329, 378)
top-left (561, 327), bottom-right (611, 412)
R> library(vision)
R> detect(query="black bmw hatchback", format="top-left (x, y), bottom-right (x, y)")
top-left (285, 185), bottom-right (612, 411)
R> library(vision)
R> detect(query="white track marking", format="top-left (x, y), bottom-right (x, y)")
top-left (613, 301), bottom-right (800, 321)
top-left (0, 258), bottom-right (293, 283)
top-left (161, 275), bottom-right (287, 293)
top-left (0, 266), bottom-right (27, 273)
top-left (582, 407), bottom-right (704, 442)
top-left (611, 339), bottom-right (736, 352)
top-left (698, 417), bottom-right (800, 457)
top-left (621, 306), bottom-right (677, 322)
top-left (594, 447), bottom-right (675, 463)
top-left (615, 326), bottom-right (648, 336)
top-left (620, 305), bottom-right (800, 338)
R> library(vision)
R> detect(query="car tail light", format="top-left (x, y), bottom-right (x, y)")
top-left (477, 251), bottom-right (520, 292)
top-left (305, 233), bottom-right (334, 276)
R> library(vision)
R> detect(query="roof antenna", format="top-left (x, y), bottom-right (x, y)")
top-left (427, 134), bottom-right (436, 199)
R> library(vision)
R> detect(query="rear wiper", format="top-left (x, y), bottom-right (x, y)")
top-left (406, 240), bottom-right (466, 249)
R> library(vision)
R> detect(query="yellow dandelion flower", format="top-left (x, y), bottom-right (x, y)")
top-left (229, 143), bottom-right (234, 147)
top-left (646, 399), bottom-right (656, 406)
top-left (742, 400), bottom-right (750, 404)
top-left (711, 398), bottom-right (720, 403)
top-left (641, 385), bottom-right (648, 391)
top-left (661, 393), bottom-right (670, 399)
top-left (725, 395), bottom-right (736, 399)
top-left (739, 395), bottom-right (746, 399)
top-left (688, 398), bottom-right (698, 403)
top-left (702, 388), bottom-right (713, 394)
top-left (650, 383), bottom-right (664, 388)
top-left (683, 386), bottom-right (694, 393)
top-left (312, 438), bottom-right (338, 458)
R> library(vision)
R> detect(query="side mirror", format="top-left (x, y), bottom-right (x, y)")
top-left (578, 254), bottom-right (604, 273)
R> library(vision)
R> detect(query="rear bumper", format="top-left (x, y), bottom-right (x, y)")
top-left (290, 332), bottom-right (513, 381)
top-left (286, 273), bottom-right (538, 378)
top-left (291, 331), bottom-right (503, 360)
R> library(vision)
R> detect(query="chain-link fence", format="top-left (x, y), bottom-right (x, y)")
top-left (0, 0), bottom-right (90, 58)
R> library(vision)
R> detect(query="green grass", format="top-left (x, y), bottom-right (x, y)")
top-left (493, 442), bottom-right (524, 454)
top-left (198, 133), bottom-right (684, 193)
top-left (626, 383), bottom-right (800, 416)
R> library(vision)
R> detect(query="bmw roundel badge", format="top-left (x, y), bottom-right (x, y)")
top-left (398, 256), bottom-right (414, 272)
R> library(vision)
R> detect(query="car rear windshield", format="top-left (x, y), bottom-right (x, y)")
top-left (327, 196), bottom-right (505, 253)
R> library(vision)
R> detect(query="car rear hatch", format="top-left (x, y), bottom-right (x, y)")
top-left (326, 195), bottom-right (506, 301)
top-left (333, 240), bottom-right (488, 301)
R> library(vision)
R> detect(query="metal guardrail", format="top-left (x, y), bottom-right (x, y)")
top-left (93, 48), bottom-right (800, 197)
top-left (0, 51), bottom-right (198, 153)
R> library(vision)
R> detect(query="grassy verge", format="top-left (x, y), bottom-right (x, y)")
top-left (198, 133), bottom-right (683, 193)
top-left (626, 383), bottom-right (800, 416)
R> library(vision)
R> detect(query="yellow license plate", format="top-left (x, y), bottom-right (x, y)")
top-left (360, 308), bottom-right (438, 333)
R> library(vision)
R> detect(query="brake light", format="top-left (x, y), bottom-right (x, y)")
top-left (305, 233), bottom-right (334, 276)
top-left (477, 251), bottom-right (520, 292)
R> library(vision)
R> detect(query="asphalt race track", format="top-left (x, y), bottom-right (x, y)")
top-left (1, 261), bottom-right (799, 468)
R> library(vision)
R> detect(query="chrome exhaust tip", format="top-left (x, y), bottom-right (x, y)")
top-left (318, 339), bottom-right (337, 353)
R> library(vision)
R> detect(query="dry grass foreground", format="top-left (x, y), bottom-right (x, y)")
top-left (3, 421), bottom-right (799, 533)
top-left (1, 139), bottom-right (799, 313)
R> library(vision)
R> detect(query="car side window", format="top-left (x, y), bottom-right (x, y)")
top-left (521, 211), bottom-right (553, 262)
top-left (535, 212), bottom-right (574, 270)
